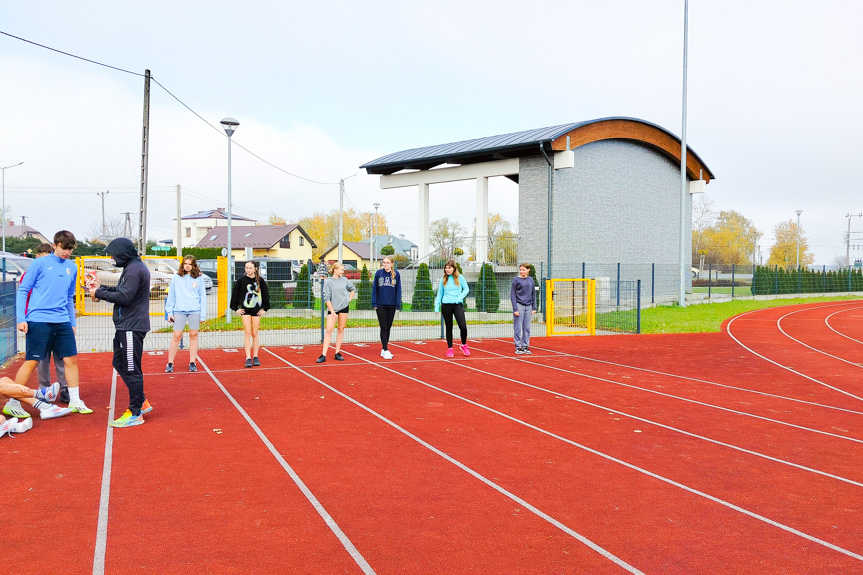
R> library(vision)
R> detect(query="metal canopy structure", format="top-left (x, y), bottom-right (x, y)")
top-left (360, 117), bottom-right (714, 180)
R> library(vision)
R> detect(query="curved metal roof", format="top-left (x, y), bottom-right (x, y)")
top-left (360, 117), bottom-right (714, 179)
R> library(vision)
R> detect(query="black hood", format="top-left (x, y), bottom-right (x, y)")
top-left (105, 238), bottom-right (139, 268)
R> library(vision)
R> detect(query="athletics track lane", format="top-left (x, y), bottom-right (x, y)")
top-left (481, 340), bottom-right (863, 484)
top-left (2, 353), bottom-right (116, 574)
top-left (200, 346), bottom-right (627, 574)
top-left (724, 303), bottom-right (863, 402)
top-left (267, 342), bottom-right (863, 573)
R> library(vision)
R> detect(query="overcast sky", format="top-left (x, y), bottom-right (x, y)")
top-left (2, 1), bottom-right (862, 265)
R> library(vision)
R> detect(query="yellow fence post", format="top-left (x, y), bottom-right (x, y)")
top-left (545, 279), bottom-right (555, 335)
top-left (217, 256), bottom-right (228, 319)
top-left (75, 257), bottom-right (84, 314)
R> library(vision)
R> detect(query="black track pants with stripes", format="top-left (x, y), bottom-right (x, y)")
top-left (112, 330), bottom-right (147, 416)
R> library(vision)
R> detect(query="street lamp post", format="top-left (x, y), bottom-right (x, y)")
top-left (795, 209), bottom-right (803, 269)
top-left (220, 118), bottom-right (239, 322)
top-left (372, 202), bottom-right (380, 270)
top-left (1, 162), bottom-right (24, 253)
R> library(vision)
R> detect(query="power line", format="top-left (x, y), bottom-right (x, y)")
top-left (0, 30), bottom-right (342, 187)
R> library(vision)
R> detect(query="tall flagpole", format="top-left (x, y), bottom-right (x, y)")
top-left (678, 0), bottom-right (689, 307)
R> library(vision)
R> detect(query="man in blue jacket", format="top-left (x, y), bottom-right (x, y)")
top-left (88, 238), bottom-right (153, 428)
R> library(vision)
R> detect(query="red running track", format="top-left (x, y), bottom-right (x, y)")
top-left (2, 300), bottom-right (862, 574)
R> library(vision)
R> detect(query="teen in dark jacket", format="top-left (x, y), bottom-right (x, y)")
top-left (89, 238), bottom-right (152, 427)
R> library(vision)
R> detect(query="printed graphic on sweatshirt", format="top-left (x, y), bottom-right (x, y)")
top-left (243, 282), bottom-right (262, 308)
top-left (376, 275), bottom-right (397, 288)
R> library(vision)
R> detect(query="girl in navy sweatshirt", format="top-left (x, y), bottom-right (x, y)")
top-left (371, 256), bottom-right (402, 360)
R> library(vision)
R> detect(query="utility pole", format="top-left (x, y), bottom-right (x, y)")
top-left (176, 185), bottom-right (182, 258)
top-left (846, 213), bottom-right (863, 267)
top-left (20, 216), bottom-right (26, 228)
top-left (138, 69), bottom-right (151, 255)
top-left (97, 190), bottom-right (110, 238)
top-left (122, 212), bottom-right (133, 238)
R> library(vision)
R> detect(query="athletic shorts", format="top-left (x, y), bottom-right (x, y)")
top-left (327, 306), bottom-right (350, 315)
top-left (172, 312), bottom-right (201, 331)
top-left (25, 322), bottom-right (77, 362)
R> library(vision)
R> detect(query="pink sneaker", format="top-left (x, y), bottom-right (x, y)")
top-left (445, 348), bottom-right (454, 358)
top-left (460, 344), bottom-right (471, 357)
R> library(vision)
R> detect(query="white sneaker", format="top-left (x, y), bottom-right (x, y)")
top-left (69, 400), bottom-right (94, 414)
top-left (0, 417), bottom-right (17, 437)
top-left (3, 399), bottom-right (30, 419)
top-left (380, 349), bottom-right (385, 357)
top-left (40, 405), bottom-right (73, 420)
top-left (13, 417), bottom-right (33, 433)
top-left (382, 350), bottom-right (394, 360)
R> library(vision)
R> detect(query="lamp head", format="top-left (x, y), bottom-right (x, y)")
top-left (220, 117), bottom-right (240, 137)
top-left (795, 209), bottom-right (803, 217)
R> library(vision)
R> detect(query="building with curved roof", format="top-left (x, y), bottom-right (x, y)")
top-left (361, 118), bottom-right (713, 300)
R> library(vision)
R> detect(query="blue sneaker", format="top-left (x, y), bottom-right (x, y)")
top-left (110, 410), bottom-right (144, 428)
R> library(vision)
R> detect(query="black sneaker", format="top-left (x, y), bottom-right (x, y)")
top-left (58, 386), bottom-right (70, 404)
top-left (244, 358), bottom-right (253, 368)
top-left (316, 355), bottom-right (326, 363)
top-left (189, 362), bottom-right (198, 372)
top-left (252, 357), bottom-right (261, 367)
top-left (334, 352), bottom-right (345, 361)
top-left (165, 363), bottom-right (173, 373)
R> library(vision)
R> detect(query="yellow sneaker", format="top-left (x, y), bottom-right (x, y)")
top-left (110, 409), bottom-right (144, 428)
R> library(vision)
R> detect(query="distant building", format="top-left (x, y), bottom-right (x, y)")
top-left (369, 234), bottom-right (419, 262)
top-left (319, 241), bottom-right (384, 272)
top-left (172, 208), bottom-right (257, 251)
top-left (3, 225), bottom-right (49, 244)
top-left (194, 224), bottom-right (316, 263)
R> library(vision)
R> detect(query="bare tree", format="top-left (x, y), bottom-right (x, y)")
top-left (88, 216), bottom-right (130, 244)
top-left (429, 218), bottom-right (467, 259)
top-left (691, 195), bottom-right (716, 264)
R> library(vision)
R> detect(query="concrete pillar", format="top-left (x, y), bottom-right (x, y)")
top-left (475, 176), bottom-right (489, 262)
top-left (417, 182), bottom-right (429, 262)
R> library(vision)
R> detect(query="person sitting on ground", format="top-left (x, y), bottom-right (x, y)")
top-left (0, 376), bottom-right (72, 428)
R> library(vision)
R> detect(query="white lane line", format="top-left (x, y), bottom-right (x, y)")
top-left (727, 307), bottom-right (863, 402)
top-left (825, 307), bottom-right (863, 346)
top-left (92, 369), bottom-right (118, 575)
top-left (442, 343), bottom-right (863, 445)
top-left (775, 306), bottom-right (863, 369)
top-left (263, 347), bottom-right (644, 575)
top-left (457, 344), bottom-right (863, 486)
top-left (493, 339), bottom-right (863, 417)
top-left (197, 356), bottom-right (375, 575)
top-left (376, 345), bottom-right (863, 562)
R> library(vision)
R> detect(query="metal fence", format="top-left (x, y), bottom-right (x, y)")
top-left (0, 280), bottom-right (17, 365)
top-left (691, 264), bottom-right (863, 300)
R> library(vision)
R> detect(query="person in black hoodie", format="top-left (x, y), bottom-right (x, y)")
top-left (230, 260), bottom-right (270, 368)
top-left (87, 238), bottom-right (153, 428)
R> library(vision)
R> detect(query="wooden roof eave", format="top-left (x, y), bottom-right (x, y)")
top-left (550, 118), bottom-right (714, 183)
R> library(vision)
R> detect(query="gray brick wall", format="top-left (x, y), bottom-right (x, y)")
top-left (518, 140), bottom-right (692, 302)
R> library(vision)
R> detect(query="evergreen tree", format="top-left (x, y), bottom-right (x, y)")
top-left (356, 264), bottom-right (372, 310)
top-left (293, 264), bottom-right (315, 309)
top-left (476, 263), bottom-right (500, 312)
top-left (412, 263), bottom-right (434, 310)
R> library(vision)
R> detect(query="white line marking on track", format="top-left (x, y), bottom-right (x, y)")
top-left (92, 369), bottom-right (118, 575)
top-left (197, 356), bottom-right (376, 575)
top-left (381, 344), bottom-right (863, 562)
top-left (825, 308), bottom-right (863, 346)
top-left (264, 348), bottom-right (644, 575)
top-left (775, 306), bottom-right (863, 369)
top-left (727, 306), bottom-right (863, 402)
top-left (457, 344), bottom-right (863, 486)
top-left (493, 339), bottom-right (863, 417)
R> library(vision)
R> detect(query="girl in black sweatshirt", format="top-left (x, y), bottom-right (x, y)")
top-left (230, 261), bottom-right (271, 367)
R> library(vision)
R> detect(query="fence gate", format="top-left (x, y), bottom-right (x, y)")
top-left (546, 279), bottom-right (596, 335)
top-left (76, 256), bottom-right (179, 316)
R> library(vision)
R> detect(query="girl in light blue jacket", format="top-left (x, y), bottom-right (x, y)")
top-left (165, 256), bottom-right (207, 373)
top-left (434, 259), bottom-right (470, 358)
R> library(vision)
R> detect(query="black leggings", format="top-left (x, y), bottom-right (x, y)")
top-left (376, 306), bottom-right (397, 350)
top-left (112, 330), bottom-right (146, 415)
top-left (441, 303), bottom-right (467, 347)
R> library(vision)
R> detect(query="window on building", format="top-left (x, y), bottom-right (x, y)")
top-left (185, 228), bottom-right (191, 238)
top-left (299, 236), bottom-right (304, 246)
top-left (279, 235), bottom-right (290, 248)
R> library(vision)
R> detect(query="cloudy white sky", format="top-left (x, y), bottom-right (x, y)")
top-left (2, 1), bottom-right (862, 265)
